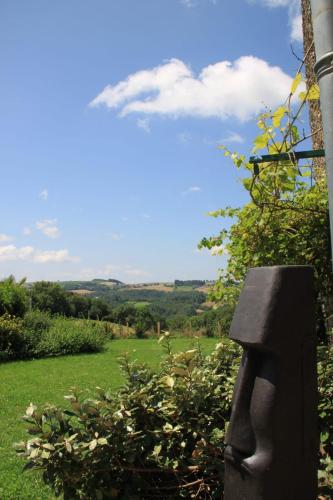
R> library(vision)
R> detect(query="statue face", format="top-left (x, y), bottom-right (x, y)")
top-left (229, 266), bottom-right (314, 352)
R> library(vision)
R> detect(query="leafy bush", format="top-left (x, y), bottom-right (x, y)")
top-left (0, 312), bottom-right (108, 361)
top-left (16, 337), bottom-right (333, 499)
top-left (23, 310), bottom-right (53, 356)
top-left (16, 336), bottom-right (240, 499)
top-left (0, 314), bottom-right (25, 361)
top-left (0, 276), bottom-right (29, 317)
top-left (33, 317), bottom-right (107, 357)
top-left (318, 342), bottom-right (333, 498)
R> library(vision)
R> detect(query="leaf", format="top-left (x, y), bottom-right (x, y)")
top-left (307, 83), bottom-right (320, 100)
top-left (291, 73), bottom-right (302, 94)
top-left (26, 403), bottom-right (37, 417)
top-left (42, 443), bottom-right (55, 451)
top-left (29, 448), bottom-right (40, 459)
top-left (153, 444), bottom-right (162, 456)
top-left (253, 132), bottom-right (269, 152)
top-left (161, 376), bottom-right (175, 388)
top-left (65, 441), bottom-right (72, 453)
top-left (97, 437), bottom-right (108, 445)
top-left (89, 439), bottom-right (97, 451)
top-left (172, 367), bottom-right (187, 377)
top-left (272, 106), bottom-right (286, 128)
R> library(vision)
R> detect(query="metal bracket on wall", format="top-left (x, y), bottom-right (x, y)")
top-left (249, 149), bottom-right (325, 176)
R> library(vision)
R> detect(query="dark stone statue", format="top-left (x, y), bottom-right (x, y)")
top-left (224, 266), bottom-right (317, 500)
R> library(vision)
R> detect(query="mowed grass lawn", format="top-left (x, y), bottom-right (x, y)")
top-left (0, 337), bottom-right (218, 500)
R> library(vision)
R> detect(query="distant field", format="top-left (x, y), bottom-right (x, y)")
top-left (126, 283), bottom-right (174, 292)
top-left (126, 300), bottom-right (151, 308)
top-left (0, 338), bottom-right (218, 500)
top-left (69, 288), bottom-right (94, 295)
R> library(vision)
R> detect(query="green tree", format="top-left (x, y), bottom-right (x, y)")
top-left (200, 71), bottom-right (332, 339)
top-left (30, 281), bottom-right (71, 316)
top-left (0, 275), bottom-right (29, 317)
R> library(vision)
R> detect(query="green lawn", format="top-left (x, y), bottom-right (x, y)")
top-left (0, 337), bottom-right (218, 500)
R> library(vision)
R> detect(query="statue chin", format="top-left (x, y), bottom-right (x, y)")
top-left (224, 445), bottom-right (272, 478)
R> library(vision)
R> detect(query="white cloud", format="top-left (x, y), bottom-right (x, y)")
top-left (0, 245), bottom-right (79, 263)
top-left (23, 227), bottom-right (32, 236)
top-left (291, 14), bottom-right (302, 42)
top-left (140, 213), bottom-right (151, 219)
top-left (90, 56), bottom-right (292, 123)
top-left (250, 0), bottom-right (302, 42)
top-left (77, 264), bottom-right (149, 281)
top-left (182, 186), bottom-right (201, 195)
top-left (39, 189), bottom-right (48, 201)
top-left (222, 131), bottom-right (245, 144)
top-left (0, 233), bottom-right (13, 242)
top-left (177, 131), bottom-right (192, 144)
top-left (137, 117), bottom-right (151, 133)
top-left (258, 0), bottom-right (289, 5)
top-left (181, 0), bottom-right (218, 6)
top-left (109, 232), bottom-right (122, 241)
top-left (36, 219), bottom-right (60, 239)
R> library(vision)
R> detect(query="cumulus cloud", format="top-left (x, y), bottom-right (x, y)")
top-left (39, 189), bottom-right (48, 201)
top-left (250, 0), bottom-right (302, 42)
top-left (36, 219), bottom-right (60, 239)
top-left (89, 56), bottom-right (292, 122)
top-left (0, 245), bottom-right (79, 263)
top-left (222, 131), bottom-right (245, 144)
top-left (23, 227), bottom-right (32, 236)
top-left (291, 14), bottom-right (303, 42)
top-left (0, 233), bottom-right (13, 242)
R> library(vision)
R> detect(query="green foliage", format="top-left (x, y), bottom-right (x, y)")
top-left (31, 282), bottom-right (71, 316)
top-left (199, 70), bottom-right (333, 330)
top-left (190, 305), bottom-right (234, 338)
top-left (318, 343), bottom-right (333, 498)
top-left (26, 316), bottom-right (107, 358)
top-left (30, 281), bottom-right (113, 321)
top-left (0, 276), bottom-right (29, 318)
top-left (0, 311), bottom-right (108, 362)
top-left (0, 314), bottom-right (25, 361)
top-left (17, 337), bottom-right (240, 499)
top-left (133, 307), bottom-right (156, 338)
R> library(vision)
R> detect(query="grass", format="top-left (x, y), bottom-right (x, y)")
top-left (0, 337), bottom-right (218, 499)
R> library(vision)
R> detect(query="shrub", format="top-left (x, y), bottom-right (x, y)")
top-left (0, 313), bottom-right (108, 361)
top-left (0, 276), bottom-right (29, 317)
top-left (0, 314), bottom-right (25, 361)
top-left (318, 342), bottom-right (333, 498)
top-left (34, 317), bottom-right (107, 357)
top-left (16, 336), bottom-right (240, 499)
top-left (22, 310), bottom-right (53, 356)
top-left (16, 337), bottom-right (333, 499)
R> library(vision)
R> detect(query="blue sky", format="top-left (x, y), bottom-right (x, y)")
top-left (0, 0), bottom-right (303, 283)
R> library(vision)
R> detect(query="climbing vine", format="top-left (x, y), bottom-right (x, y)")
top-left (199, 67), bottom-right (332, 328)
